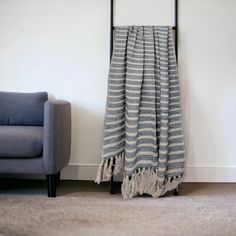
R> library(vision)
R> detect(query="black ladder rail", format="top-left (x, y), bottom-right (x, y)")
top-left (109, 0), bottom-right (179, 195)
top-left (175, 0), bottom-right (178, 64)
top-left (110, 0), bottom-right (115, 194)
top-left (173, 0), bottom-right (179, 196)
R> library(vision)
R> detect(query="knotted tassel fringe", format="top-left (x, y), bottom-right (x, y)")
top-left (95, 152), bottom-right (124, 184)
top-left (121, 168), bottom-right (184, 200)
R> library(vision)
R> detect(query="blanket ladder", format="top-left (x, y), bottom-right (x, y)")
top-left (109, 0), bottom-right (179, 196)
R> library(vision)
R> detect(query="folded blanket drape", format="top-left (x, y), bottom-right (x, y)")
top-left (96, 26), bottom-right (185, 200)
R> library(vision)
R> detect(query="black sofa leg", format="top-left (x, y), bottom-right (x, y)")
top-left (56, 171), bottom-right (60, 186)
top-left (47, 174), bottom-right (57, 198)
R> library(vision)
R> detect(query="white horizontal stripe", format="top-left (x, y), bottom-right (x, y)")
top-left (108, 89), bottom-right (124, 93)
top-left (111, 62), bottom-right (126, 66)
top-left (168, 127), bottom-right (183, 132)
top-left (109, 72), bottom-right (126, 76)
top-left (166, 169), bottom-right (184, 174)
top-left (103, 132), bottom-right (125, 141)
top-left (104, 124), bottom-right (125, 132)
top-left (137, 143), bottom-right (156, 148)
top-left (167, 158), bottom-right (185, 164)
top-left (168, 142), bottom-right (184, 148)
top-left (137, 128), bottom-right (156, 132)
top-left (103, 139), bottom-right (124, 149)
top-left (102, 147), bottom-right (124, 159)
top-left (108, 99), bottom-right (125, 104)
top-left (107, 107), bottom-right (124, 111)
top-left (105, 118), bottom-right (125, 125)
top-left (169, 108), bottom-right (181, 113)
top-left (126, 72), bottom-right (155, 76)
top-left (126, 135), bottom-right (156, 142)
top-left (168, 150), bottom-right (185, 155)
top-left (168, 134), bottom-right (183, 140)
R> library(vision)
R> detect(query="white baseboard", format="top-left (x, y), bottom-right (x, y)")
top-left (184, 166), bottom-right (236, 182)
top-left (61, 163), bottom-right (236, 182)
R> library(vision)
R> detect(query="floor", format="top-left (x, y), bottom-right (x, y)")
top-left (0, 180), bottom-right (236, 236)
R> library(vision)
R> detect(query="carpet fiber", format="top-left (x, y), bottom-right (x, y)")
top-left (0, 181), bottom-right (236, 236)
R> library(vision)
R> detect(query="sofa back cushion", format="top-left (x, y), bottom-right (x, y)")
top-left (0, 91), bottom-right (48, 126)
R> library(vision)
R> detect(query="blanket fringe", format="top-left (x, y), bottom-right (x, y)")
top-left (95, 152), bottom-right (124, 184)
top-left (121, 168), bottom-right (184, 200)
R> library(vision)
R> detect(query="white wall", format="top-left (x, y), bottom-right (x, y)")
top-left (180, 0), bottom-right (236, 181)
top-left (0, 0), bottom-right (236, 182)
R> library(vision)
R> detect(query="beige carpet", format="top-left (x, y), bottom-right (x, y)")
top-left (0, 181), bottom-right (236, 236)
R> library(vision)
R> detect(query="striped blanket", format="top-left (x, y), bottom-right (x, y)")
top-left (96, 26), bottom-right (185, 200)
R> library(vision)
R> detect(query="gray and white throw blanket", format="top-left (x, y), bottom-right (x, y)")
top-left (96, 26), bottom-right (185, 200)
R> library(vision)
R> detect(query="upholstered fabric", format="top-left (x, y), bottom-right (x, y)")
top-left (0, 126), bottom-right (43, 158)
top-left (0, 91), bottom-right (71, 177)
top-left (0, 158), bottom-right (44, 174)
top-left (0, 91), bottom-right (48, 126)
top-left (43, 100), bottom-right (71, 174)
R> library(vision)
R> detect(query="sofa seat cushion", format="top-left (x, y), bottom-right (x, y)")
top-left (0, 126), bottom-right (43, 158)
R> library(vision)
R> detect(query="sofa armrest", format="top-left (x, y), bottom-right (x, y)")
top-left (43, 100), bottom-right (71, 174)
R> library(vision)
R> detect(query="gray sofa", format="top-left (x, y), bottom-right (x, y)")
top-left (0, 91), bottom-right (71, 197)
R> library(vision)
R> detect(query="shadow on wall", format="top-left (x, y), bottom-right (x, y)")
top-left (179, 43), bottom-right (217, 180)
top-left (179, 34), bottom-right (236, 181)
top-left (218, 90), bottom-right (236, 165)
top-left (178, 40), bottom-right (190, 174)
top-left (180, 60), bottom-right (220, 170)
top-left (65, 104), bottom-right (105, 165)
